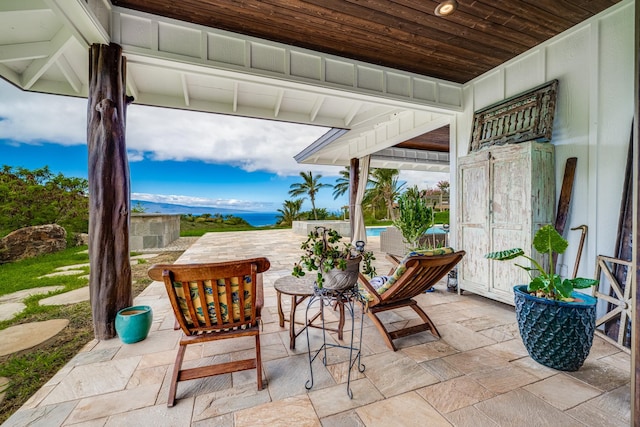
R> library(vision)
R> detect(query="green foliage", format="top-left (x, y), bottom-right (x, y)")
top-left (434, 210), bottom-right (449, 224)
top-left (292, 226), bottom-right (376, 287)
top-left (276, 199), bottom-right (303, 226)
top-left (392, 186), bottom-right (434, 249)
top-left (131, 202), bottom-right (147, 213)
top-left (222, 215), bottom-right (250, 226)
top-left (179, 214), bottom-right (286, 236)
top-left (289, 171), bottom-right (333, 221)
top-left (332, 166), bottom-right (350, 200)
top-left (485, 224), bottom-right (598, 300)
top-left (0, 165), bottom-right (89, 236)
top-left (365, 168), bottom-right (404, 221)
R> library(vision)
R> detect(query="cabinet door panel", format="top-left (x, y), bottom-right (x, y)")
top-left (491, 155), bottom-right (528, 226)
top-left (460, 163), bottom-right (488, 224)
top-left (459, 226), bottom-right (490, 288)
top-left (491, 228), bottom-right (529, 294)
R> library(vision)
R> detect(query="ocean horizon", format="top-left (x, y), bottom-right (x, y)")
top-left (232, 211), bottom-right (279, 227)
top-left (132, 200), bottom-right (279, 226)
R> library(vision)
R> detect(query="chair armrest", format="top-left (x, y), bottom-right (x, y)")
top-left (358, 272), bottom-right (381, 305)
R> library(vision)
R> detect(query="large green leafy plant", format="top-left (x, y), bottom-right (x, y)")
top-left (292, 226), bottom-right (376, 287)
top-left (485, 224), bottom-right (598, 300)
top-left (392, 186), bottom-right (434, 249)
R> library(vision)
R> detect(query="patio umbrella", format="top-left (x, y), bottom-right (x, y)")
top-left (351, 154), bottom-right (370, 245)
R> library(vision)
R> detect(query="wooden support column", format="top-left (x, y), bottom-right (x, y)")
top-left (349, 157), bottom-right (359, 237)
top-left (87, 43), bottom-right (133, 340)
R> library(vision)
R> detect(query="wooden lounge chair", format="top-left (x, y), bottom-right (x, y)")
top-left (148, 257), bottom-right (270, 407)
top-left (358, 249), bottom-right (465, 351)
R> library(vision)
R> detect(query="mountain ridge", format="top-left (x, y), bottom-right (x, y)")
top-left (131, 200), bottom-right (259, 215)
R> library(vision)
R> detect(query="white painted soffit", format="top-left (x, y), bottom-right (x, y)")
top-left (295, 111), bottom-right (452, 172)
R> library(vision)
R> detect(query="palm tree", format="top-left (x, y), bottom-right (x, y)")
top-left (436, 180), bottom-right (450, 195)
top-left (288, 171), bottom-right (332, 220)
top-left (365, 168), bottom-right (404, 221)
top-left (332, 166), bottom-right (350, 199)
top-left (276, 199), bottom-right (304, 226)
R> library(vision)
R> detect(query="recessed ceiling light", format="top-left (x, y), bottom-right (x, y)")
top-left (435, 0), bottom-right (458, 17)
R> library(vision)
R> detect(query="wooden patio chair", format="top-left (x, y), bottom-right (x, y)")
top-left (148, 257), bottom-right (270, 407)
top-left (358, 249), bottom-right (465, 351)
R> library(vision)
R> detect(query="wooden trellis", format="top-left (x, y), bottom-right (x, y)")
top-left (593, 255), bottom-right (633, 352)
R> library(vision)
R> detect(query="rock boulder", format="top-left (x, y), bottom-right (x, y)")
top-left (0, 224), bottom-right (67, 263)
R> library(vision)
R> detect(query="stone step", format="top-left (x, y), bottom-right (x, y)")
top-left (40, 287), bottom-right (90, 306)
top-left (0, 319), bottom-right (69, 357)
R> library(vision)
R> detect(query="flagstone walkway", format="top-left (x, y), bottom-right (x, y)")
top-left (2, 229), bottom-right (632, 426)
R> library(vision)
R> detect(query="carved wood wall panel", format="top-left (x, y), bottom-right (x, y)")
top-left (469, 80), bottom-right (559, 152)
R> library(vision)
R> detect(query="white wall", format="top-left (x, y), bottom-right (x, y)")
top-left (452, 0), bottom-right (635, 280)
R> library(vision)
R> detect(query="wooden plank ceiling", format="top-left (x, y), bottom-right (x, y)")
top-left (111, 0), bottom-right (620, 84)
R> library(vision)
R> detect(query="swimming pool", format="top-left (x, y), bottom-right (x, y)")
top-left (365, 227), bottom-right (387, 237)
top-left (365, 226), bottom-right (448, 237)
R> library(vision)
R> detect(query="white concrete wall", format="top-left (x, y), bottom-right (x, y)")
top-left (452, 0), bottom-right (634, 280)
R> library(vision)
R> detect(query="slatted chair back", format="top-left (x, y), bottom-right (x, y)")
top-left (149, 258), bottom-right (270, 335)
top-left (376, 252), bottom-right (464, 306)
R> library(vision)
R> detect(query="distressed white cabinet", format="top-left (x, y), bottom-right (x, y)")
top-left (457, 141), bottom-right (555, 305)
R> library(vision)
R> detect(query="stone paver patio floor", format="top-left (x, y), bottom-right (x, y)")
top-left (3, 229), bottom-right (631, 426)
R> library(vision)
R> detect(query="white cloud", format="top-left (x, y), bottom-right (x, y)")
top-left (125, 104), bottom-right (333, 176)
top-left (399, 170), bottom-right (450, 190)
top-left (0, 80), bottom-right (337, 177)
top-left (132, 192), bottom-right (264, 210)
top-left (0, 86), bottom-right (86, 145)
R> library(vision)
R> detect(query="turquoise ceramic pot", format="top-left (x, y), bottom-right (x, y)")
top-left (115, 305), bottom-right (153, 344)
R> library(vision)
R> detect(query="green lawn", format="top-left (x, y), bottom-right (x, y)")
top-left (0, 246), bottom-right (94, 423)
top-left (0, 246), bottom-right (90, 298)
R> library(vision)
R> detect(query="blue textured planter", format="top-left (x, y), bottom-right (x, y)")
top-left (514, 285), bottom-right (596, 371)
top-left (115, 305), bottom-right (153, 344)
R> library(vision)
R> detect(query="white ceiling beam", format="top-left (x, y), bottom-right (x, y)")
top-left (309, 95), bottom-right (325, 122)
top-left (181, 73), bottom-right (190, 106)
top-left (133, 92), bottom-right (348, 127)
top-left (46, 0), bottom-right (109, 45)
top-left (0, 63), bottom-right (20, 86)
top-left (56, 54), bottom-right (82, 93)
top-left (274, 89), bottom-right (284, 117)
top-left (0, 41), bottom-right (51, 63)
top-left (21, 27), bottom-right (73, 89)
top-left (344, 102), bottom-right (362, 127)
top-left (233, 81), bottom-right (238, 112)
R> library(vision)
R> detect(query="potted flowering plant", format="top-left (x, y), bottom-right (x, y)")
top-left (485, 224), bottom-right (599, 371)
top-left (292, 226), bottom-right (376, 290)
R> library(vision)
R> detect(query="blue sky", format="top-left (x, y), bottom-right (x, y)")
top-left (0, 78), bottom-right (448, 213)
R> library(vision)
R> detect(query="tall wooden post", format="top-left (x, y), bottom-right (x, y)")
top-left (349, 157), bottom-right (359, 236)
top-left (87, 43), bottom-right (132, 339)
